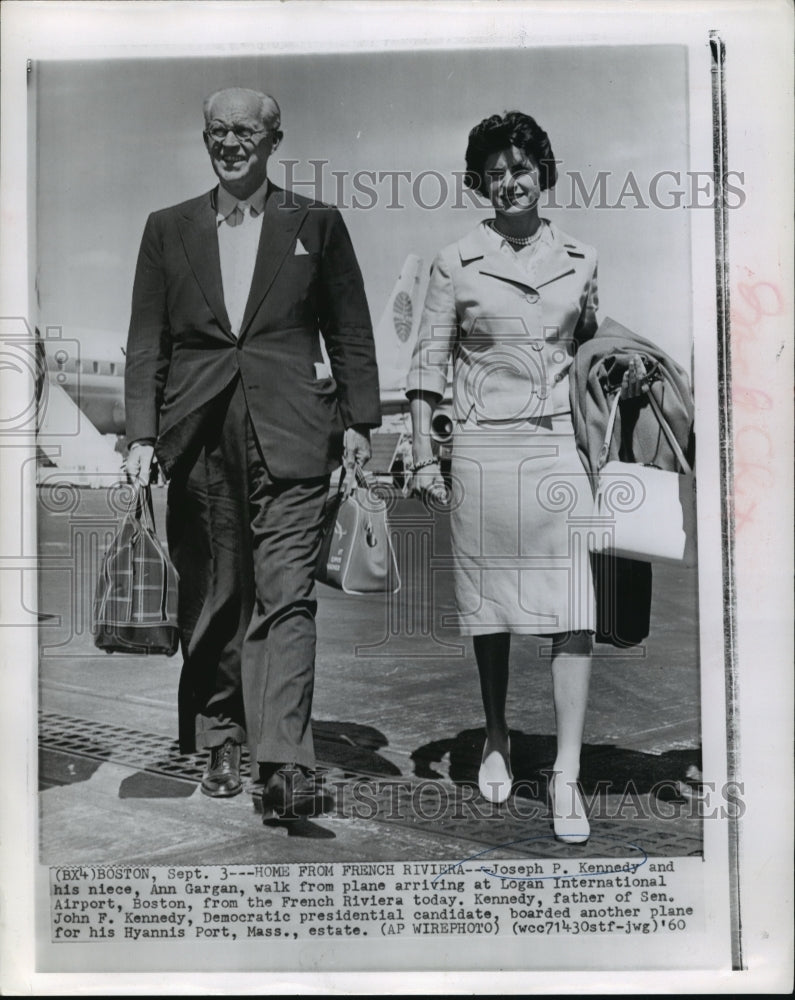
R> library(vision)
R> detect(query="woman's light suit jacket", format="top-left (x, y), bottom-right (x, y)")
top-left (406, 220), bottom-right (598, 423)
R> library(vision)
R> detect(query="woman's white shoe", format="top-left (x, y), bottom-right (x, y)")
top-left (550, 772), bottom-right (590, 844)
top-left (478, 742), bottom-right (513, 804)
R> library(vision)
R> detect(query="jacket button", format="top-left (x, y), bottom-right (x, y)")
top-left (525, 291), bottom-right (539, 303)
top-left (536, 385), bottom-right (549, 400)
top-left (531, 340), bottom-right (543, 352)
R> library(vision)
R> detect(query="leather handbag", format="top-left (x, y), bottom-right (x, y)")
top-left (316, 467), bottom-right (401, 594)
top-left (590, 389), bottom-right (697, 567)
top-left (93, 484), bottom-right (180, 655)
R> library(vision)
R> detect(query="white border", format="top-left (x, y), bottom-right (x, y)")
top-left (2, 1), bottom-right (793, 994)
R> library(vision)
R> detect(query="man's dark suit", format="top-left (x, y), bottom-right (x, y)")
top-left (125, 183), bottom-right (380, 767)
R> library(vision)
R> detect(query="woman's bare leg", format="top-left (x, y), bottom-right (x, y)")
top-left (550, 630), bottom-right (592, 840)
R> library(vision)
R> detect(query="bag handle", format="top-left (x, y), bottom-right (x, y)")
top-left (337, 464), bottom-right (378, 541)
top-left (126, 483), bottom-right (157, 531)
top-left (597, 382), bottom-right (692, 475)
top-left (596, 392), bottom-right (622, 472)
top-left (337, 463), bottom-right (369, 492)
top-left (126, 483), bottom-right (172, 621)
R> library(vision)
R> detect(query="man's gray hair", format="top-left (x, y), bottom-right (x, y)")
top-left (203, 88), bottom-right (282, 130)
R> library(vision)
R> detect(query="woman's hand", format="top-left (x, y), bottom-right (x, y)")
top-left (411, 458), bottom-right (448, 502)
top-left (620, 354), bottom-right (649, 399)
top-left (408, 392), bottom-right (448, 501)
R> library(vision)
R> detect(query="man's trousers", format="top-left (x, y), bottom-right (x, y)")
top-left (166, 377), bottom-right (330, 772)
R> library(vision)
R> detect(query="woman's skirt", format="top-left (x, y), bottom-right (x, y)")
top-left (449, 412), bottom-right (596, 636)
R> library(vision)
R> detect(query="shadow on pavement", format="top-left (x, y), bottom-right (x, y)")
top-left (262, 817), bottom-right (337, 839)
top-left (411, 727), bottom-right (702, 799)
top-left (312, 720), bottom-right (402, 776)
top-left (39, 748), bottom-right (103, 790)
top-left (118, 771), bottom-right (197, 798)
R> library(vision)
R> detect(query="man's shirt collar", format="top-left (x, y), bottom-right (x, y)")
top-left (216, 179), bottom-right (269, 224)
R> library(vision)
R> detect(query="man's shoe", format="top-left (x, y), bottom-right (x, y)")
top-left (200, 739), bottom-right (242, 798)
top-left (260, 763), bottom-right (333, 819)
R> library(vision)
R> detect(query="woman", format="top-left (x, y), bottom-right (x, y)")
top-left (407, 111), bottom-right (645, 843)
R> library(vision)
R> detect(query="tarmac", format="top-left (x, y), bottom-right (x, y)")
top-left (38, 486), bottom-right (704, 866)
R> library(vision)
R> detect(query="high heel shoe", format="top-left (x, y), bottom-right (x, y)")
top-left (478, 739), bottom-right (513, 804)
top-left (550, 772), bottom-right (590, 844)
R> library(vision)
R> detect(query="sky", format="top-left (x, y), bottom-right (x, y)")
top-left (35, 45), bottom-right (693, 377)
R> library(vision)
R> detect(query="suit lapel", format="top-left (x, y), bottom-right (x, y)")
top-left (176, 190), bottom-right (232, 337)
top-left (529, 226), bottom-right (577, 289)
top-left (466, 222), bottom-right (577, 291)
top-left (478, 253), bottom-right (534, 288)
top-left (238, 184), bottom-right (307, 339)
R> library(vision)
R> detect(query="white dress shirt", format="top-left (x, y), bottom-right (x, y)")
top-left (216, 179), bottom-right (269, 337)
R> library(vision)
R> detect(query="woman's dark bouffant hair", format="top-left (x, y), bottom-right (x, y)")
top-left (464, 111), bottom-right (557, 197)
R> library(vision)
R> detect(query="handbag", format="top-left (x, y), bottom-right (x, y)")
top-left (590, 388), bottom-right (697, 567)
top-left (316, 467), bottom-right (401, 594)
top-left (92, 484), bottom-right (180, 655)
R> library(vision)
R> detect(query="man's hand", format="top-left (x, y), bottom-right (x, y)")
top-left (342, 426), bottom-right (371, 496)
top-left (125, 442), bottom-right (155, 486)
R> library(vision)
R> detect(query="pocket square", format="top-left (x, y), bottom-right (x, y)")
top-left (294, 239), bottom-right (309, 256)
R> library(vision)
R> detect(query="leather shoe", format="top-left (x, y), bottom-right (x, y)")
top-left (260, 763), bottom-right (333, 819)
top-left (200, 739), bottom-right (242, 798)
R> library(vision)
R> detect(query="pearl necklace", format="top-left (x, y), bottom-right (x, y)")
top-left (489, 219), bottom-right (544, 247)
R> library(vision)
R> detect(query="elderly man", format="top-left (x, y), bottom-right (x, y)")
top-left (125, 87), bottom-right (380, 819)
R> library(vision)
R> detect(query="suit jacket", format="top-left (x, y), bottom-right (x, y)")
top-left (125, 183), bottom-right (381, 479)
top-left (406, 220), bottom-right (598, 421)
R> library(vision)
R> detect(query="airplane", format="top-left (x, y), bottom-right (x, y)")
top-left (36, 256), bottom-right (454, 487)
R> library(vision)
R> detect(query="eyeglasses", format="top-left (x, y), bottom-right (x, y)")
top-left (204, 124), bottom-right (272, 144)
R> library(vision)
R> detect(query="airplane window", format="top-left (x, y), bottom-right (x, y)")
top-left (92, 361), bottom-right (99, 373)
top-left (109, 363), bottom-right (116, 375)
